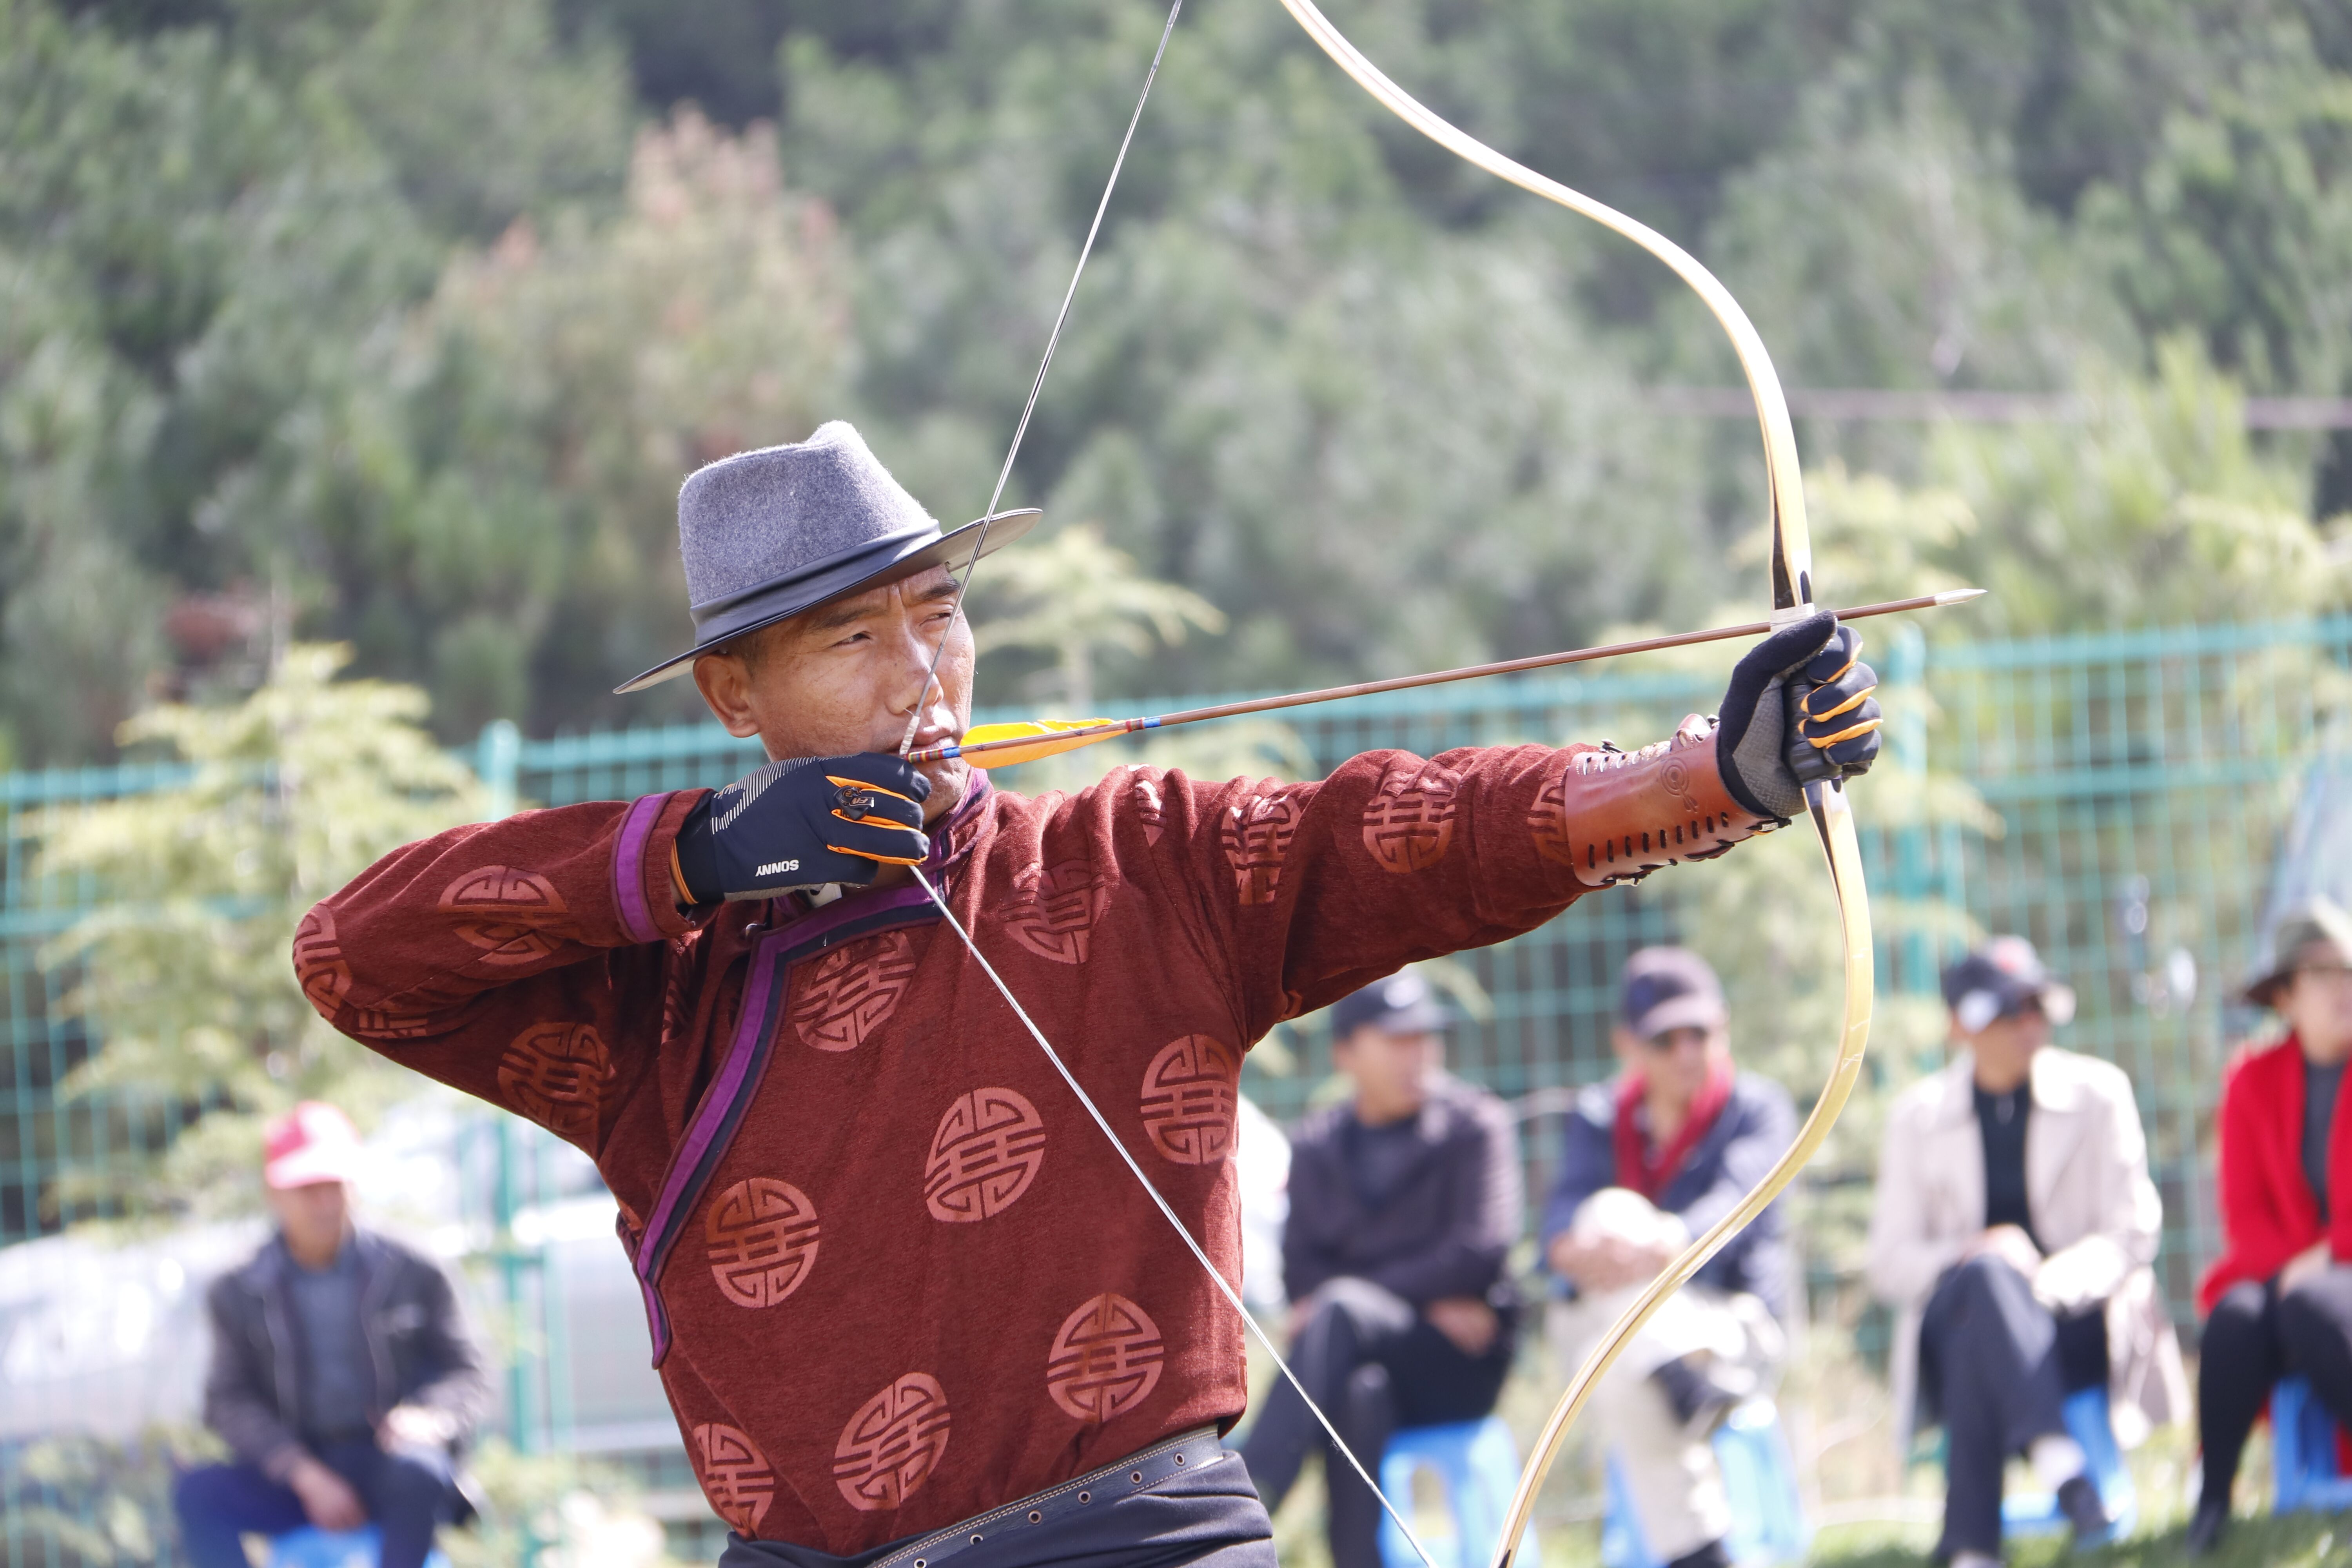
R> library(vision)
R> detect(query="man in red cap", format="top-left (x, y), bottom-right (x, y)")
top-left (296, 425), bottom-right (1882, 1568)
top-left (173, 1103), bottom-right (488, 1568)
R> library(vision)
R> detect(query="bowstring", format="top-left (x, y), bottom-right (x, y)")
top-left (909, 867), bottom-right (1439, 1568)
top-left (889, 8), bottom-right (1435, 1557)
top-left (896, 0), bottom-right (1188, 760)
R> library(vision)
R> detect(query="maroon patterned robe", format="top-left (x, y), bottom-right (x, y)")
top-left (300, 734), bottom-right (1760, 1552)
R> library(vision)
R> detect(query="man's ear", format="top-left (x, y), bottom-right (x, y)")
top-left (693, 651), bottom-right (762, 739)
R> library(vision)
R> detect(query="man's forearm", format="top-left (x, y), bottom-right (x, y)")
top-left (1534, 718), bottom-right (1780, 889)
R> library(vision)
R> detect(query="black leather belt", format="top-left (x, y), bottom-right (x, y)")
top-left (870, 1426), bottom-right (1229, 1568)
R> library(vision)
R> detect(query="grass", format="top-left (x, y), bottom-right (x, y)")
top-left (1814, 1510), bottom-right (2352, 1566)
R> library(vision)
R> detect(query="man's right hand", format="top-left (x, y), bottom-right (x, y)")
top-left (1963, 1223), bottom-right (2043, 1281)
top-left (2282, 1239), bottom-right (2334, 1292)
top-left (287, 1457), bottom-right (367, 1532)
top-left (1547, 1230), bottom-right (1676, 1294)
top-left (676, 753), bottom-right (932, 903)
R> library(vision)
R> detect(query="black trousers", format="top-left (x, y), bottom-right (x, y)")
top-left (1237, 1278), bottom-right (1515, 1568)
top-left (2199, 1268), bottom-right (2352, 1505)
top-left (1918, 1256), bottom-right (2107, 1560)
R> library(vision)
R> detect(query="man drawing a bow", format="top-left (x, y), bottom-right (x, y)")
top-left (296, 421), bottom-right (1882, 1568)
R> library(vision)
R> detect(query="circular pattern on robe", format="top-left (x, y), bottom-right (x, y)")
top-left (292, 905), bottom-right (352, 1015)
top-left (1527, 769), bottom-right (1576, 868)
top-left (1045, 1293), bottom-right (1166, 1423)
top-left (1003, 860), bottom-right (1112, 965)
top-left (1139, 1036), bottom-right (1240, 1165)
top-left (693, 1422), bottom-right (777, 1534)
top-left (1360, 758), bottom-right (1462, 873)
top-left (923, 1088), bottom-right (1047, 1222)
top-left (790, 930), bottom-right (920, 1052)
top-left (1220, 788), bottom-right (1300, 906)
top-left (833, 1373), bottom-right (952, 1512)
top-left (437, 866), bottom-right (570, 964)
top-left (494, 1021), bottom-right (614, 1138)
top-left (704, 1177), bottom-right (821, 1308)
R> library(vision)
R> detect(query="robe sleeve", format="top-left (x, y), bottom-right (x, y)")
top-left (292, 791), bottom-right (707, 1159)
top-left (1128, 722), bottom-right (1773, 1044)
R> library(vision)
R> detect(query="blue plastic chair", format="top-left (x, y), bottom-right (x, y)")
top-left (266, 1527), bottom-right (451, 1568)
top-left (1376, 1415), bottom-right (1537, 1568)
top-left (1999, 1386), bottom-right (2136, 1544)
top-left (1601, 1400), bottom-right (1809, 1568)
top-left (2271, 1376), bottom-right (2352, 1512)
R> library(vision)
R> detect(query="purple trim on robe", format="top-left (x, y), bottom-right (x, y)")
top-left (612, 793), bottom-right (672, 946)
top-left (629, 766), bottom-right (996, 1365)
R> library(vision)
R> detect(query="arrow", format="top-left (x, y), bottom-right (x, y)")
top-left (913, 587), bottom-right (1985, 769)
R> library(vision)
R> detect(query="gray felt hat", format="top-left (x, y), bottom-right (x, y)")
top-left (615, 421), bottom-right (1040, 693)
top-left (2244, 898), bottom-right (2352, 1008)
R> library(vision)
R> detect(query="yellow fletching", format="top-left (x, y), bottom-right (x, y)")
top-left (956, 719), bottom-right (1118, 769)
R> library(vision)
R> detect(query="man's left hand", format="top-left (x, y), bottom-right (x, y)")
top-left (1715, 610), bottom-right (1883, 819)
top-left (1425, 1297), bottom-right (1499, 1356)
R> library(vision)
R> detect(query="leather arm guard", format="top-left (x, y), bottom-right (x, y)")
top-left (1534, 715), bottom-right (1783, 889)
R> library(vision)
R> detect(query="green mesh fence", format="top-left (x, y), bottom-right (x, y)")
top-left (1, 614), bottom-right (2347, 1404)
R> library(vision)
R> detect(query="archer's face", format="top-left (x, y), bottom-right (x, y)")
top-left (691, 567), bottom-right (975, 825)
top-left (1615, 1023), bottom-right (1724, 1111)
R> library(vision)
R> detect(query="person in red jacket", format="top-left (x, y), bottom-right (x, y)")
top-left (295, 422), bottom-right (1882, 1568)
top-left (2192, 900), bottom-right (2352, 1553)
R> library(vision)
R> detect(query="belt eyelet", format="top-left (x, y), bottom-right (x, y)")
top-left (970, 1535), bottom-right (983, 1545)
top-left (1028, 1512), bottom-right (1043, 1524)
top-left (1130, 1471), bottom-right (1144, 1485)
top-left (1173, 1453), bottom-right (1185, 1465)
top-left (1078, 1491), bottom-right (1091, 1504)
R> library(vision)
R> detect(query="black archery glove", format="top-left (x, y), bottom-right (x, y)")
top-left (675, 753), bottom-right (932, 904)
top-left (1715, 610), bottom-right (1883, 820)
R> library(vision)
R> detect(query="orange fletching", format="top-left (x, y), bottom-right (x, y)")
top-left (955, 719), bottom-right (1120, 769)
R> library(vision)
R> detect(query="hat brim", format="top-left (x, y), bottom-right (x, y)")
top-left (1630, 993), bottom-right (1727, 1041)
top-left (1349, 1001), bottom-right (1452, 1037)
top-left (615, 508), bottom-right (1044, 695)
top-left (265, 1145), bottom-right (361, 1189)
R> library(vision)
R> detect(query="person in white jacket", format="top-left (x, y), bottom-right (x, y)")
top-left (1865, 939), bottom-right (2185, 1568)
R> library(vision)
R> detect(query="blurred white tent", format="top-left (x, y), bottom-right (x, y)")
top-left (2, 1087), bottom-right (1296, 1447)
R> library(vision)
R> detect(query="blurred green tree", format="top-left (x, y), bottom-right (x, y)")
top-left (304, 109), bottom-right (852, 736)
top-left (976, 522), bottom-right (1226, 713)
top-left (34, 644), bottom-right (480, 1220)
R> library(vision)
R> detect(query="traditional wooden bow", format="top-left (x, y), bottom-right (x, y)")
top-left (900, 5), bottom-right (1880, 1564)
top-left (1260, 5), bottom-right (1878, 1561)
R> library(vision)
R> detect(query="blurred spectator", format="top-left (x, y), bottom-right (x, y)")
top-left (2190, 900), bottom-right (2352, 1554)
top-left (1541, 948), bottom-right (1795, 1568)
top-left (174, 1103), bottom-right (488, 1568)
top-left (1239, 973), bottom-right (1522, 1568)
top-left (1866, 939), bottom-right (2183, 1568)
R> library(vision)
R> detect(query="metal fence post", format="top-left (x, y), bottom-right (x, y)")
top-left (1884, 622), bottom-right (1940, 1014)
top-left (478, 719), bottom-right (520, 821)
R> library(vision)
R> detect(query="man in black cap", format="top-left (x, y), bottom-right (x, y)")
top-left (1238, 973), bottom-right (1522, 1568)
top-left (1866, 938), bottom-right (2182, 1568)
top-left (1539, 949), bottom-right (1794, 1568)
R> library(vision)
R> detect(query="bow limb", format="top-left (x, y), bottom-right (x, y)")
top-left (1264, 4), bottom-right (1875, 1562)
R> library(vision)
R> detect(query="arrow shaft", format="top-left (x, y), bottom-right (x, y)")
top-left (912, 588), bottom-right (1980, 765)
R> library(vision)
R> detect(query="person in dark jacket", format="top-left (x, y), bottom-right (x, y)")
top-left (1540, 948), bottom-right (1796, 1568)
top-left (1239, 972), bottom-right (1522, 1568)
top-left (174, 1102), bottom-right (490, 1568)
